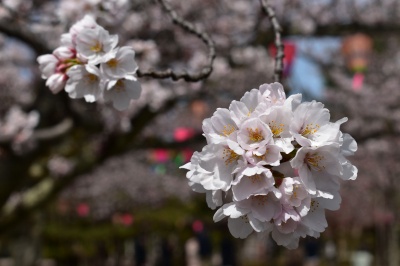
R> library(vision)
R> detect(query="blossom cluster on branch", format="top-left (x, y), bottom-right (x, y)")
top-left (37, 15), bottom-right (141, 111)
top-left (181, 82), bottom-right (357, 249)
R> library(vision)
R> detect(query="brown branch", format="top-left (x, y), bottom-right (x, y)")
top-left (136, 0), bottom-right (216, 82)
top-left (260, 0), bottom-right (284, 82)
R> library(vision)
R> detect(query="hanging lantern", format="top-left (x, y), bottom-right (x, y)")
top-left (341, 33), bottom-right (372, 91)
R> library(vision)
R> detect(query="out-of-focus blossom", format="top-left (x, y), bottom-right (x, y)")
top-left (58, 0), bottom-right (130, 26)
top-left (47, 156), bottom-right (76, 177)
top-left (76, 203), bottom-right (90, 217)
top-left (112, 213), bottom-right (134, 226)
top-left (0, 105), bottom-right (39, 153)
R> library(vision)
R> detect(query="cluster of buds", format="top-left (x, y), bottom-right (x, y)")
top-left (181, 82), bottom-right (357, 249)
top-left (37, 15), bottom-right (141, 111)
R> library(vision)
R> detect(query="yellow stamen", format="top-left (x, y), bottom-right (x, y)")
top-left (222, 148), bottom-right (239, 165)
top-left (291, 185), bottom-right (299, 199)
top-left (269, 120), bottom-right (285, 137)
top-left (305, 153), bottom-right (325, 171)
top-left (85, 74), bottom-right (98, 84)
top-left (248, 174), bottom-right (262, 183)
top-left (301, 123), bottom-right (320, 136)
top-left (90, 41), bottom-right (103, 53)
top-left (222, 124), bottom-right (236, 137)
top-left (252, 195), bottom-right (268, 206)
top-left (247, 128), bottom-right (264, 142)
top-left (114, 80), bottom-right (125, 92)
top-left (106, 58), bottom-right (119, 68)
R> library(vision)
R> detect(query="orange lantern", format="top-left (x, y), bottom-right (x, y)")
top-left (341, 33), bottom-right (372, 73)
top-left (341, 34), bottom-right (372, 91)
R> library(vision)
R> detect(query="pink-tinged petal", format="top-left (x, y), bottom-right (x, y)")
top-left (228, 216), bottom-right (253, 239)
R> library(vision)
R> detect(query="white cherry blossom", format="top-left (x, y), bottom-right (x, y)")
top-left (202, 108), bottom-right (238, 145)
top-left (181, 82), bottom-right (358, 249)
top-left (37, 15), bottom-right (141, 111)
top-left (76, 26), bottom-right (118, 65)
top-left (101, 46), bottom-right (138, 79)
top-left (259, 82), bottom-right (286, 105)
top-left (37, 54), bottom-right (58, 79)
top-left (65, 64), bottom-right (103, 102)
top-left (45, 73), bottom-right (67, 94)
top-left (290, 101), bottom-right (339, 147)
top-left (103, 77), bottom-right (141, 111)
top-left (180, 143), bottom-right (245, 192)
top-left (231, 166), bottom-right (279, 201)
top-left (278, 177), bottom-right (311, 217)
top-left (259, 104), bottom-right (294, 153)
top-left (229, 89), bottom-right (262, 125)
top-left (237, 117), bottom-right (273, 152)
top-left (291, 144), bottom-right (342, 194)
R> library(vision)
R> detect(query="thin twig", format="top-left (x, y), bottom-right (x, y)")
top-left (33, 118), bottom-right (73, 140)
top-left (0, 118), bottom-right (73, 144)
top-left (136, 0), bottom-right (216, 82)
top-left (260, 0), bottom-right (284, 82)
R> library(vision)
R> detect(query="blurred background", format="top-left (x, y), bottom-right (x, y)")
top-left (0, 0), bottom-right (399, 265)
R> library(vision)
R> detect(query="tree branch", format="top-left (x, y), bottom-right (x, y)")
top-left (0, 17), bottom-right (52, 55)
top-left (136, 0), bottom-right (216, 82)
top-left (260, 0), bottom-right (284, 83)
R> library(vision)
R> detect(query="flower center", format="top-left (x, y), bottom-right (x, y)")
top-left (255, 151), bottom-right (267, 162)
top-left (248, 174), bottom-right (262, 183)
top-left (114, 80), bottom-right (126, 92)
top-left (90, 41), bottom-right (103, 53)
top-left (222, 148), bottom-right (239, 165)
top-left (291, 185), bottom-right (299, 199)
top-left (310, 200), bottom-right (320, 212)
top-left (300, 123), bottom-right (320, 137)
top-left (107, 58), bottom-right (119, 68)
top-left (269, 120), bottom-right (284, 137)
top-left (222, 124), bottom-right (236, 137)
top-left (305, 153), bottom-right (325, 171)
top-left (240, 215), bottom-right (250, 224)
top-left (252, 195), bottom-right (268, 206)
top-left (247, 128), bottom-right (264, 142)
top-left (85, 74), bottom-right (98, 84)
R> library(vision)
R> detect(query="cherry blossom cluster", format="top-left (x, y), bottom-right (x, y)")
top-left (37, 15), bottom-right (141, 111)
top-left (181, 82), bottom-right (357, 249)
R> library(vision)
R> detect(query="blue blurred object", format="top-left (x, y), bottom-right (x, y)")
top-left (286, 37), bottom-right (342, 101)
